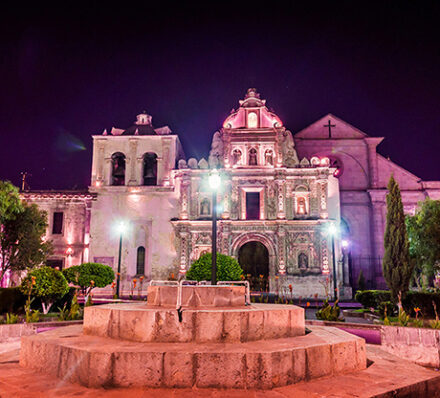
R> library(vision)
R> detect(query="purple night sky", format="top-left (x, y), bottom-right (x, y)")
top-left (0, 2), bottom-right (439, 190)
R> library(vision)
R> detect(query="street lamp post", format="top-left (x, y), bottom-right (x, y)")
top-left (209, 170), bottom-right (221, 285)
top-left (328, 223), bottom-right (338, 302)
top-left (115, 221), bottom-right (128, 298)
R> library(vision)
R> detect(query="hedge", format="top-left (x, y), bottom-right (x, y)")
top-left (354, 290), bottom-right (391, 309)
top-left (355, 289), bottom-right (440, 318)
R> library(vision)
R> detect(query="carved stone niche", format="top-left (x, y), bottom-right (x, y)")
top-left (285, 233), bottom-right (321, 276)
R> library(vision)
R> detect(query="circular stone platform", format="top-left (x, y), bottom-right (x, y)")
top-left (19, 285), bottom-right (367, 390)
top-left (84, 303), bottom-right (305, 343)
top-left (20, 324), bottom-right (366, 389)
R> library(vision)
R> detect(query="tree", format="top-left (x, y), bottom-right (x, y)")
top-left (63, 262), bottom-right (115, 296)
top-left (186, 253), bottom-right (244, 282)
top-left (0, 181), bottom-right (23, 223)
top-left (20, 266), bottom-right (69, 314)
top-left (382, 176), bottom-right (413, 306)
top-left (406, 198), bottom-right (440, 287)
top-left (0, 202), bottom-right (52, 284)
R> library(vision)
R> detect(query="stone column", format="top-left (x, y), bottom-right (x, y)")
top-left (179, 229), bottom-right (189, 274)
top-left (180, 176), bottom-right (191, 220)
top-left (365, 137), bottom-right (383, 189)
top-left (161, 137), bottom-right (173, 186)
top-left (128, 139), bottom-right (138, 185)
top-left (277, 227), bottom-right (286, 275)
top-left (318, 179), bottom-right (328, 219)
top-left (276, 180), bottom-right (286, 219)
top-left (96, 143), bottom-right (105, 185)
top-left (369, 191), bottom-right (387, 285)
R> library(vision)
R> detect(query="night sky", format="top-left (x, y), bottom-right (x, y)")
top-left (1, 2), bottom-right (439, 190)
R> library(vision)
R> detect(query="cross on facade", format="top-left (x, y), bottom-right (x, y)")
top-left (324, 119), bottom-right (336, 138)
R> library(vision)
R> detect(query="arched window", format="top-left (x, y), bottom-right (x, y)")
top-left (247, 112), bottom-right (258, 128)
top-left (136, 246), bottom-right (146, 275)
top-left (249, 148), bottom-right (258, 165)
top-left (111, 152), bottom-right (126, 186)
top-left (143, 153), bottom-right (158, 186)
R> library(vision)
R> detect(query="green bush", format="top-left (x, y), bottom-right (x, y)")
top-left (20, 266), bottom-right (69, 314)
top-left (5, 313), bottom-right (19, 324)
top-left (63, 262), bottom-right (115, 294)
top-left (186, 253), bottom-right (243, 282)
top-left (378, 301), bottom-right (395, 319)
top-left (316, 299), bottom-right (343, 322)
top-left (403, 291), bottom-right (440, 318)
top-left (355, 290), bottom-right (391, 309)
top-left (0, 287), bottom-right (26, 314)
top-left (355, 289), bottom-right (440, 318)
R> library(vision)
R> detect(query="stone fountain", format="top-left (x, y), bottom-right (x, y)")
top-left (20, 283), bottom-right (366, 389)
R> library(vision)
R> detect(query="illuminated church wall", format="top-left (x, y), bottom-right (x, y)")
top-left (17, 88), bottom-right (440, 295)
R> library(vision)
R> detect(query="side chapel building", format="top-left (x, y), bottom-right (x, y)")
top-left (18, 89), bottom-right (440, 297)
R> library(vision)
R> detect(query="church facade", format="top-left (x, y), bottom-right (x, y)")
top-left (16, 89), bottom-right (440, 297)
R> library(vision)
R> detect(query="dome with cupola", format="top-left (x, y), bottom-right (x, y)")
top-left (222, 88), bottom-right (283, 129)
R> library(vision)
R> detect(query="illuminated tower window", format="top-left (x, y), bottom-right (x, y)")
top-left (247, 112), bottom-right (258, 128)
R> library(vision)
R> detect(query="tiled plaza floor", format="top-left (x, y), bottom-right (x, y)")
top-left (0, 339), bottom-right (439, 397)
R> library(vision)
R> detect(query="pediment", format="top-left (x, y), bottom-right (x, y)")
top-left (294, 114), bottom-right (368, 139)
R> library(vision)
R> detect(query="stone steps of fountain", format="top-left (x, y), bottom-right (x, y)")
top-left (84, 303), bottom-right (305, 343)
top-left (20, 324), bottom-right (366, 390)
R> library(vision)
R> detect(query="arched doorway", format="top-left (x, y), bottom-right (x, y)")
top-left (238, 241), bottom-right (269, 291)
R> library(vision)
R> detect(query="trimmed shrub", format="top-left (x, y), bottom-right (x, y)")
top-left (63, 262), bottom-right (115, 294)
top-left (186, 253), bottom-right (243, 282)
top-left (355, 290), bottom-right (391, 309)
top-left (20, 266), bottom-right (69, 314)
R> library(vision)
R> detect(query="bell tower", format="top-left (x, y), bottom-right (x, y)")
top-left (90, 111), bottom-right (184, 188)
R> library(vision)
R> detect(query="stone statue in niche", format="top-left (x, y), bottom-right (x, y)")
top-left (298, 253), bottom-right (308, 269)
top-left (209, 131), bottom-right (224, 168)
top-left (297, 197), bottom-right (307, 215)
top-left (232, 149), bottom-right (242, 165)
top-left (282, 130), bottom-right (299, 167)
top-left (230, 187), bottom-right (239, 219)
top-left (200, 198), bottom-right (210, 216)
top-left (249, 148), bottom-right (258, 165)
top-left (266, 185), bottom-right (277, 219)
top-left (265, 150), bottom-right (274, 165)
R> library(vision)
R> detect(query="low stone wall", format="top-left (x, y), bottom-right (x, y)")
top-left (0, 320), bottom-right (83, 342)
top-left (0, 323), bottom-right (35, 341)
top-left (381, 326), bottom-right (440, 368)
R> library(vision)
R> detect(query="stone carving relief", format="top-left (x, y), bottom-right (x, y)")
top-left (265, 182), bottom-right (277, 220)
top-left (281, 130), bottom-right (299, 167)
top-left (209, 131), bottom-right (224, 168)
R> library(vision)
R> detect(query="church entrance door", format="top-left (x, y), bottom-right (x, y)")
top-left (238, 241), bottom-right (269, 291)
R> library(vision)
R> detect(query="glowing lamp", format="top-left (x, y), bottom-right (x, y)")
top-left (208, 170), bottom-right (221, 190)
top-left (327, 223), bottom-right (338, 236)
top-left (341, 239), bottom-right (349, 249)
top-left (115, 220), bottom-right (128, 235)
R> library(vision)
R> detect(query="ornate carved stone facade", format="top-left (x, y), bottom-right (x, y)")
top-left (171, 89), bottom-right (343, 296)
